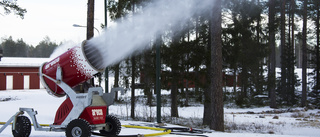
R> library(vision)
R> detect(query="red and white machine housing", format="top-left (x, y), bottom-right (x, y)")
top-left (39, 41), bottom-right (116, 128)
top-left (40, 41), bottom-right (102, 97)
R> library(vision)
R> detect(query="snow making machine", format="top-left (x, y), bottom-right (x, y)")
top-left (0, 41), bottom-right (124, 137)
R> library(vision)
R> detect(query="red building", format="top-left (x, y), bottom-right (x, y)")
top-left (0, 57), bottom-right (49, 90)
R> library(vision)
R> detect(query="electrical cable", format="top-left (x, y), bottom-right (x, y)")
top-left (0, 122), bottom-right (50, 127)
top-left (92, 125), bottom-right (171, 137)
top-left (126, 123), bottom-right (212, 137)
top-left (156, 126), bottom-right (212, 137)
top-left (169, 132), bottom-right (209, 137)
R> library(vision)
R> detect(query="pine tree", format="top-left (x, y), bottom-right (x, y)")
top-left (268, 0), bottom-right (277, 108)
top-left (210, 0), bottom-right (224, 131)
top-left (308, 0), bottom-right (320, 108)
top-left (301, 0), bottom-right (308, 107)
top-left (0, 0), bottom-right (26, 19)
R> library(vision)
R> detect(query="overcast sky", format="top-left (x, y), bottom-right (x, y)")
top-left (0, 0), bottom-right (108, 46)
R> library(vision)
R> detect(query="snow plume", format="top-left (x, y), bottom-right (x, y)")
top-left (50, 41), bottom-right (77, 59)
top-left (86, 0), bottom-right (213, 69)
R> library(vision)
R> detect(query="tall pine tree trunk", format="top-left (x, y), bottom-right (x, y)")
top-left (87, 0), bottom-right (95, 86)
top-left (87, 0), bottom-right (94, 40)
top-left (287, 0), bottom-right (295, 105)
top-left (170, 33), bottom-right (179, 118)
top-left (280, 0), bottom-right (287, 104)
top-left (301, 0), bottom-right (307, 107)
top-left (268, 0), bottom-right (277, 108)
top-left (290, 0), bottom-right (296, 105)
top-left (143, 52), bottom-right (152, 106)
top-left (203, 21), bottom-right (211, 126)
top-left (171, 65), bottom-right (179, 117)
top-left (210, 0), bottom-right (224, 131)
top-left (316, 1), bottom-right (320, 93)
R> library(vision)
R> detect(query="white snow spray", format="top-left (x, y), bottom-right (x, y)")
top-left (85, 0), bottom-right (213, 69)
top-left (50, 41), bottom-right (77, 59)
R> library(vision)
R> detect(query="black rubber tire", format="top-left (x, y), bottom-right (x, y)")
top-left (66, 119), bottom-right (91, 137)
top-left (100, 115), bottom-right (121, 136)
top-left (12, 115), bottom-right (32, 137)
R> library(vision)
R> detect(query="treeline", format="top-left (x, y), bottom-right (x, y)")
top-left (0, 36), bottom-right (58, 58)
top-left (106, 0), bottom-right (320, 111)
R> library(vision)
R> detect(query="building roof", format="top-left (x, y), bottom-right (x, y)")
top-left (0, 57), bottom-right (49, 67)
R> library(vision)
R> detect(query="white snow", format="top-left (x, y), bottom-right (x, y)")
top-left (0, 89), bottom-right (319, 137)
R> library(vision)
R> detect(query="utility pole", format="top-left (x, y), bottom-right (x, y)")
top-left (156, 37), bottom-right (161, 123)
top-left (104, 0), bottom-right (109, 94)
top-left (104, 0), bottom-right (109, 115)
top-left (131, 0), bottom-right (136, 120)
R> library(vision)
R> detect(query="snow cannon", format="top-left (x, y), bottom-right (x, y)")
top-left (0, 41), bottom-right (126, 137)
top-left (33, 40), bottom-right (123, 137)
top-left (40, 41), bottom-right (104, 97)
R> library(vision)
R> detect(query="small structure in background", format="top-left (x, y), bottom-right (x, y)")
top-left (0, 57), bottom-right (49, 90)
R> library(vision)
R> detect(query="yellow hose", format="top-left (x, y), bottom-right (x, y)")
top-left (122, 125), bottom-right (171, 136)
top-left (0, 122), bottom-right (7, 125)
top-left (0, 122), bottom-right (50, 127)
top-left (1, 122), bottom-right (171, 136)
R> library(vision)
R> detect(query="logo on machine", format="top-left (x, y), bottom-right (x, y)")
top-left (92, 109), bottom-right (103, 116)
top-left (45, 57), bottom-right (60, 70)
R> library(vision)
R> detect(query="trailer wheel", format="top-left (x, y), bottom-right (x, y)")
top-left (12, 115), bottom-right (31, 137)
top-left (100, 115), bottom-right (121, 136)
top-left (66, 119), bottom-right (91, 137)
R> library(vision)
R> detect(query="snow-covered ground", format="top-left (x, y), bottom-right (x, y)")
top-left (0, 89), bottom-right (319, 137)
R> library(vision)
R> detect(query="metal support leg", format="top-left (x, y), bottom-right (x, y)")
top-left (0, 111), bottom-right (24, 133)
top-left (19, 108), bottom-right (49, 131)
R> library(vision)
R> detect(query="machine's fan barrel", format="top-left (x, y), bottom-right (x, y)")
top-left (39, 41), bottom-right (104, 97)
